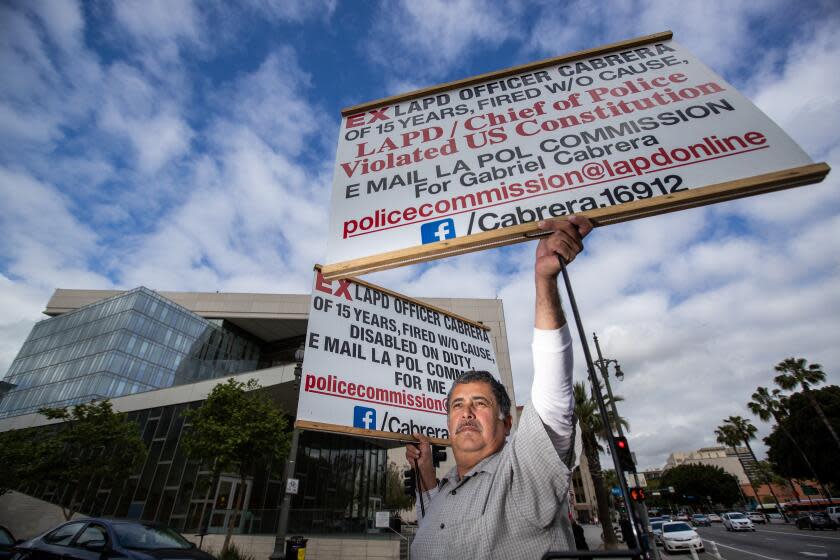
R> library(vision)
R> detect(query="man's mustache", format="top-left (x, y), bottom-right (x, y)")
top-left (456, 419), bottom-right (482, 433)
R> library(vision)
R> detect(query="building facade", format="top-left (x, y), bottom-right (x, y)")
top-left (0, 287), bottom-right (514, 556)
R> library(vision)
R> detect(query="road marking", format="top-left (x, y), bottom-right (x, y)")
top-left (806, 544), bottom-right (827, 548)
top-left (758, 528), bottom-right (840, 541)
top-left (709, 541), bottom-right (784, 560)
top-left (799, 552), bottom-right (827, 557)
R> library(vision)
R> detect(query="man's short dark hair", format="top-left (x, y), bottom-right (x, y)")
top-left (447, 370), bottom-right (511, 418)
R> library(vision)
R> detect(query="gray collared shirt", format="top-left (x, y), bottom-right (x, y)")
top-left (410, 403), bottom-right (574, 560)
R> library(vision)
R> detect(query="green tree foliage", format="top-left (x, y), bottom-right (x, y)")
top-left (766, 386), bottom-right (840, 487)
top-left (774, 358), bottom-right (840, 451)
top-left (36, 400), bottom-right (146, 520)
top-left (573, 381), bottom-right (628, 549)
top-left (0, 427), bottom-right (38, 496)
top-left (182, 378), bottom-right (291, 551)
top-left (383, 461), bottom-right (414, 512)
top-left (659, 464), bottom-right (742, 508)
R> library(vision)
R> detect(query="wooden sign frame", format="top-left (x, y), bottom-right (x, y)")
top-left (321, 31), bottom-right (830, 279)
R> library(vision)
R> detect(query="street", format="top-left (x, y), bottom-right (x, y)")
top-left (661, 524), bottom-right (840, 560)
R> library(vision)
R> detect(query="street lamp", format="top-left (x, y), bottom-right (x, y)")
top-left (592, 333), bottom-right (659, 560)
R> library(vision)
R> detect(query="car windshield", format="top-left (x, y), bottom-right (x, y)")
top-left (692, 515), bottom-right (706, 519)
top-left (651, 522), bottom-right (665, 530)
top-left (664, 523), bottom-right (692, 532)
top-left (729, 513), bottom-right (746, 519)
top-left (113, 524), bottom-right (192, 550)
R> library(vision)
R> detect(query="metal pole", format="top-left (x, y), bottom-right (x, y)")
top-left (557, 257), bottom-right (643, 558)
top-left (270, 428), bottom-right (301, 560)
top-left (593, 334), bottom-right (657, 560)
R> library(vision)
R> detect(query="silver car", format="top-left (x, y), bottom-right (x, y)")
top-left (723, 512), bottom-right (755, 531)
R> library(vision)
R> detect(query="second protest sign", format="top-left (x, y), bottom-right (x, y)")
top-left (295, 267), bottom-right (500, 444)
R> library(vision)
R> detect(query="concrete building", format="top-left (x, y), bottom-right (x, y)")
top-left (0, 286), bottom-right (514, 560)
top-left (664, 446), bottom-right (751, 484)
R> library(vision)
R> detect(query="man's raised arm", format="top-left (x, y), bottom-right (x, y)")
top-left (531, 216), bottom-right (592, 462)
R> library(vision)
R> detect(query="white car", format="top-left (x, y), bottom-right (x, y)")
top-left (650, 520), bottom-right (666, 544)
top-left (660, 521), bottom-right (704, 553)
top-left (747, 512), bottom-right (767, 524)
top-left (707, 513), bottom-right (722, 523)
top-left (722, 512), bottom-right (755, 531)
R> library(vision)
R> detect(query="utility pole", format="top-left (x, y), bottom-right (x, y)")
top-left (594, 333), bottom-right (658, 560)
top-left (269, 346), bottom-right (305, 560)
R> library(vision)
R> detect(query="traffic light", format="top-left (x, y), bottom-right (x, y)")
top-left (403, 468), bottom-right (416, 496)
top-left (629, 487), bottom-right (646, 502)
top-left (614, 436), bottom-right (636, 473)
top-left (432, 445), bottom-right (447, 468)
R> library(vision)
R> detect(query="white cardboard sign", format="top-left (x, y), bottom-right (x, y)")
top-left (326, 38), bottom-right (815, 269)
top-left (296, 269), bottom-right (499, 440)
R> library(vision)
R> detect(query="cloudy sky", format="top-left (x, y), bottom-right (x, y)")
top-left (1, 0), bottom-right (838, 470)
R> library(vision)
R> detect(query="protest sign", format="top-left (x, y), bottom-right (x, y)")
top-left (295, 267), bottom-right (500, 444)
top-left (322, 31), bottom-right (829, 279)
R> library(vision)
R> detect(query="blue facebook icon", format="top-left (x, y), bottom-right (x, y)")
top-left (353, 406), bottom-right (377, 430)
top-left (421, 218), bottom-right (456, 244)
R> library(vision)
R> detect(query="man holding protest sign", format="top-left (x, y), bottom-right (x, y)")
top-left (406, 215), bottom-right (593, 559)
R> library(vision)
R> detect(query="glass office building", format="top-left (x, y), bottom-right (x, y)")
top-left (23, 399), bottom-right (388, 537)
top-left (0, 287), bottom-right (513, 545)
top-left (0, 287), bottom-right (260, 418)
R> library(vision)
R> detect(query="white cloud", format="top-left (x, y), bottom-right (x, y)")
top-left (366, 0), bottom-right (519, 80)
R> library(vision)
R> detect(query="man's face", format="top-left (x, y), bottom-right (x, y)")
top-left (448, 381), bottom-right (511, 465)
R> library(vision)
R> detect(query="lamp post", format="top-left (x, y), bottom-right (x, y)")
top-left (270, 345), bottom-right (305, 560)
top-left (593, 333), bottom-right (657, 560)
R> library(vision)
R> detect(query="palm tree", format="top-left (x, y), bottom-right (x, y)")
top-left (774, 357), bottom-right (840, 451)
top-left (574, 381), bottom-right (629, 549)
top-left (717, 416), bottom-right (788, 522)
top-left (748, 386), bottom-right (832, 501)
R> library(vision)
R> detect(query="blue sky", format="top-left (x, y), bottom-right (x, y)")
top-left (1, 0), bottom-right (838, 469)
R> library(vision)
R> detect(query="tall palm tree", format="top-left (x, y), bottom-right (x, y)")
top-left (574, 381), bottom-right (629, 549)
top-left (774, 357), bottom-right (840, 451)
top-left (715, 424), bottom-right (758, 507)
top-left (748, 386), bottom-right (832, 501)
top-left (717, 416), bottom-right (788, 522)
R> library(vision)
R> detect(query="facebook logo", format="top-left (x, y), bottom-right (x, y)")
top-left (353, 406), bottom-right (376, 430)
top-left (421, 218), bottom-right (456, 244)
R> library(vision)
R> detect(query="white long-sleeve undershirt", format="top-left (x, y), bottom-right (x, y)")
top-left (530, 324), bottom-right (575, 462)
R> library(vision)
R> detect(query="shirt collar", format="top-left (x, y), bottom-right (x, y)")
top-left (439, 445), bottom-right (505, 487)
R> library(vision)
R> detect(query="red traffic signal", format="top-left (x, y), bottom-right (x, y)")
top-left (613, 436), bottom-right (637, 473)
top-left (629, 487), bottom-right (646, 501)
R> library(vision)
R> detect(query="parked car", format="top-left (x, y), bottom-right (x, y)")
top-left (722, 512), bottom-right (755, 531)
top-left (827, 506), bottom-right (840, 525)
top-left (796, 512), bottom-right (838, 530)
top-left (747, 512), bottom-right (767, 524)
top-left (691, 514), bottom-right (712, 527)
top-left (650, 520), bottom-right (666, 544)
top-left (707, 513), bottom-right (722, 523)
top-left (660, 522), bottom-right (704, 554)
top-left (11, 518), bottom-right (214, 560)
top-left (676, 512), bottom-right (691, 522)
top-left (1, 526), bottom-right (19, 560)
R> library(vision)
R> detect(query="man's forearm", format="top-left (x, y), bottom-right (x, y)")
top-left (535, 274), bottom-right (566, 330)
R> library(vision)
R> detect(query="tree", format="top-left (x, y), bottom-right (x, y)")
top-left (716, 416), bottom-right (787, 521)
top-left (383, 461), bottom-right (414, 513)
top-left (182, 378), bottom-right (291, 551)
top-left (659, 464), bottom-right (741, 508)
top-left (0, 427), bottom-right (38, 496)
top-left (36, 400), bottom-right (146, 520)
top-left (574, 381), bottom-right (628, 549)
top-left (774, 358), bottom-right (840, 451)
top-left (748, 386), bottom-right (830, 500)
top-left (766, 386), bottom-right (840, 489)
